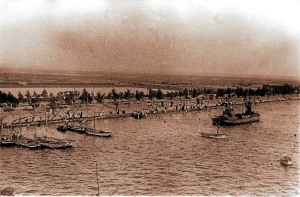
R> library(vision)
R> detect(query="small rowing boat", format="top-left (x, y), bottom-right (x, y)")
top-left (86, 128), bottom-right (112, 137)
top-left (280, 156), bottom-right (292, 166)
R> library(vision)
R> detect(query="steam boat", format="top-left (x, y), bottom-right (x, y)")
top-left (212, 101), bottom-right (260, 126)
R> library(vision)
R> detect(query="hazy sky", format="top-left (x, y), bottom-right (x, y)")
top-left (1, 0), bottom-right (300, 77)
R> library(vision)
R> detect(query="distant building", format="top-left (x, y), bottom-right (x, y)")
top-left (58, 91), bottom-right (80, 97)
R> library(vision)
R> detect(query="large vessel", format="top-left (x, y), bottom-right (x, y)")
top-left (212, 101), bottom-right (260, 126)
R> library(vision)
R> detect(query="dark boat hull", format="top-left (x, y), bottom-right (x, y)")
top-left (0, 140), bottom-right (16, 147)
top-left (213, 114), bottom-right (260, 126)
top-left (15, 138), bottom-right (41, 149)
top-left (67, 126), bottom-right (86, 134)
top-left (57, 125), bottom-right (67, 132)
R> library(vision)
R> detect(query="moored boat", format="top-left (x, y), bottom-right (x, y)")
top-left (0, 136), bottom-right (16, 147)
top-left (85, 111), bottom-right (112, 137)
top-left (37, 136), bottom-right (73, 149)
top-left (14, 136), bottom-right (41, 149)
top-left (40, 140), bottom-right (73, 149)
top-left (66, 123), bottom-right (87, 134)
top-left (212, 101), bottom-right (260, 126)
top-left (56, 125), bottom-right (67, 132)
top-left (280, 156), bottom-right (292, 166)
top-left (200, 133), bottom-right (226, 139)
top-left (86, 128), bottom-right (112, 137)
top-left (200, 125), bottom-right (226, 139)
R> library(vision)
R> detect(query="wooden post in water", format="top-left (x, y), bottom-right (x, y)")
top-left (96, 162), bottom-right (100, 196)
top-left (45, 105), bottom-right (47, 132)
top-left (94, 111), bottom-right (96, 131)
top-left (0, 117), bottom-right (2, 144)
top-left (19, 106), bottom-right (21, 136)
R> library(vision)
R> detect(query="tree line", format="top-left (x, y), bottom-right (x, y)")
top-left (0, 84), bottom-right (299, 107)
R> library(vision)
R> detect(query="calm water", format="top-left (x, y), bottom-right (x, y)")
top-left (1, 100), bottom-right (299, 196)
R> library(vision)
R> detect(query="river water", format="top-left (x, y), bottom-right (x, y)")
top-left (1, 100), bottom-right (299, 196)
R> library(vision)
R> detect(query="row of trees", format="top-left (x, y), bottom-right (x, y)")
top-left (215, 84), bottom-right (299, 98)
top-left (0, 84), bottom-right (299, 107)
top-left (0, 91), bottom-right (19, 106)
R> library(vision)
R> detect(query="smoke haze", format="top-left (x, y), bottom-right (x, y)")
top-left (1, 0), bottom-right (299, 77)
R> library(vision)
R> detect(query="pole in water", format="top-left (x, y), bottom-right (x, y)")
top-left (0, 117), bottom-right (2, 145)
top-left (19, 106), bottom-right (21, 136)
top-left (96, 162), bottom-right (100, 196)
top-left (94, 111), bottom-right (96, 131)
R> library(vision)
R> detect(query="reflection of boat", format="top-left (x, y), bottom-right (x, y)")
top-left (280, 156), bottom-right (292, 166)
top-left (212, 101), bottom-right (260, 126)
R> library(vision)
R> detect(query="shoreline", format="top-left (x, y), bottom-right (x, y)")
top-left (1, 94), bottom-right (299, 130)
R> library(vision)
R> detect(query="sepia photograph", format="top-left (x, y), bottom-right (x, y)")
top-left (0, 0), bottom-right (299, 196)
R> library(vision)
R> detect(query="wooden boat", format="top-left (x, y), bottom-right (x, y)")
top-left (85, 112), bottom-right (112, 137)
top-left (14, 136), bottom-right (41, 149)
top-left (40, 140), bottom-right (73, 149)
top-left (201, 115), bottom-right (227, 139)
top-left (86, 128), bottom-right (112, 137)
top-left (280, 156), bottom-right (292, 166)
top-left (11, 108), bottom-right (41, 149)
top-left (56, 125), bottom-right (67, 132)
top-left (212, 101), bottom-right (260, 126)
top-left (0, 117), bottom-right (15, 147)
top-left (66, 124), bottom-right (87, 134)
top-left (0, 136), bottom-right (16, 147)
top-left (200, 126), bottom-right (226, 139)
top-left (37, 136), bottom-right (73, 149)
top-left (200, 132), bottom-right (226, 139)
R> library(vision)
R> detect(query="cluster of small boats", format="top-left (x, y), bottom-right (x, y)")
top-left (2, 100), bottom-right (294, 171)
top-left (56, 116), bottom-right (112, 138)
top-left (57, 123), bottom-right (112, 137)
top-left (1, 109), bottom-right (112, 150)
top-left (1, 135), bottom-right (73, 149)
